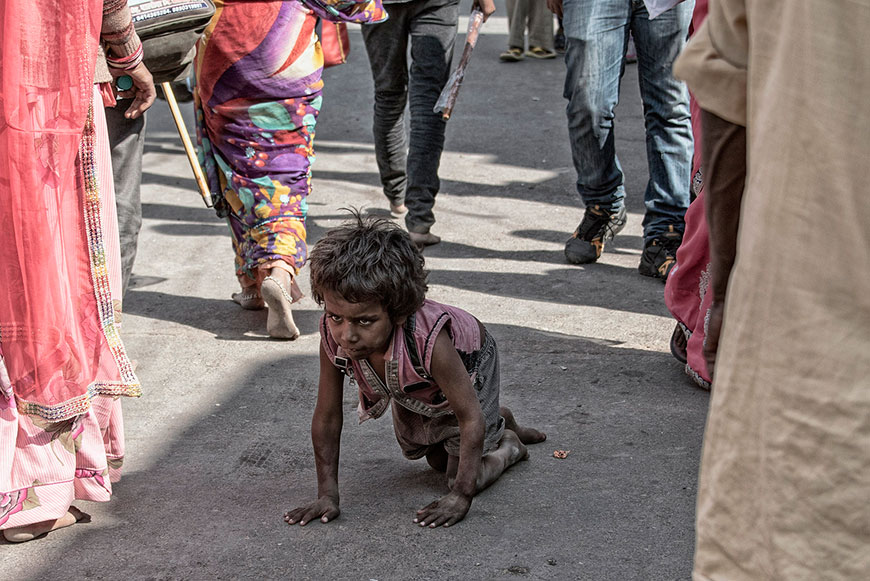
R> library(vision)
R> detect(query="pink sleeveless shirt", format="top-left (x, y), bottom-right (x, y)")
top-left (320, 299), bottom-right (483, 422)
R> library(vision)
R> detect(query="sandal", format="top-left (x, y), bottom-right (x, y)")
top-left (3, 506), bottom-right (89, 543)
top-left (499, 47), bottom-right (524, 62)
top-left (525, 46), bottom-right (557, 59)
top-left (670, 322), bottom-right (688, 364)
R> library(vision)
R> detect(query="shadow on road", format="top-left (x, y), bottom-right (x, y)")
top-left (22, 322), bottom-right (705, 580)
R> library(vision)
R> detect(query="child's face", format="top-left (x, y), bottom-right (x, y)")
top-left (322, 291), bottom-right (403, 361)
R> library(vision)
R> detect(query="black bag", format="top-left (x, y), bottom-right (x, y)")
top-left (129, 0), bottom-right (216, 84)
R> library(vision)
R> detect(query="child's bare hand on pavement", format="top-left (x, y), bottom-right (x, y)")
top-left (414, 490), bottom-right (472, 528)
top-left (283, 496), bottom-right (340, 526)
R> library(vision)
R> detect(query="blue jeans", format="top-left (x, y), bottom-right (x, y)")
top-left (361, 0), bottom-right (459, 234)
top-left (562, 0), bottom-right (693, 240)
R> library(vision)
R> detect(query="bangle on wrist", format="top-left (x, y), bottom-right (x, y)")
top-left (107, 44), bottom-right (144, 71)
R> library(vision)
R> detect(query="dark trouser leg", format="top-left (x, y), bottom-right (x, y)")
top-left (404, 0), bottom-right (459, 233)
top-left (105, 105), bottom-right (146, 295)
top-left (362, 8), bottom-right (412, 210)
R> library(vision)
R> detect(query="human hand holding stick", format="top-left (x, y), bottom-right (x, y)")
top-left (434, 9), bottom-right (485, 120)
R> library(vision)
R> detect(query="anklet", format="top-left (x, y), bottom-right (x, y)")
top-left (263, 275), bottom-right (294, 304)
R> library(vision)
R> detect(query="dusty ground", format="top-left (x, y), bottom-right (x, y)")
top-left (6, 5), bottom-right (708, 580)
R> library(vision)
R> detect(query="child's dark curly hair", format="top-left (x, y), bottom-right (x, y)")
top-left (309, 210), bottom-right (428, 322)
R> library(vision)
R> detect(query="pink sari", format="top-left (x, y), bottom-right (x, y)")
top-left (663, 0), bottom-right (711, 388)
top-left (0, 0), bottom-right (140, 529)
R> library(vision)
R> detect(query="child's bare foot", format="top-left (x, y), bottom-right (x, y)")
top-left (500, 406), bottom-right (547, 444)
top-left (502, 429), bottom-right (530, 464)
top-left (2, 506), bottom-right (88, 543)
top-left (456, 429), bottom-right (529, 494)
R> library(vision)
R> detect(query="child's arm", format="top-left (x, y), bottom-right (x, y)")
top-left (283, 344), bottom-right (345, 526)
top-left (414, 328), bottom-right (486, 528)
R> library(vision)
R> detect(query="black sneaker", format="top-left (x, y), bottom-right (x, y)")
top-left (564, 205), bottom-right (628, 264)
top-left (639, 225), bottom-right (682, 280)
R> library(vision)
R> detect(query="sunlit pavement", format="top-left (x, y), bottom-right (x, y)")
top-left (8, 4), bottom-right (708, 579)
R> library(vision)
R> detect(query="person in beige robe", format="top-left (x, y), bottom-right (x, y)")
top-left (673, 1), bottom-right (870, 579)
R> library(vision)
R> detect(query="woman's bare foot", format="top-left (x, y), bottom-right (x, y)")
top-left (261, 269), bottom-right (300, 340)
top-left (232, 288), bottom-right (265, 310)
top-left (500, 406), bottom-right (547, 444)
top-left (2, 506), bottom-right (88, 543)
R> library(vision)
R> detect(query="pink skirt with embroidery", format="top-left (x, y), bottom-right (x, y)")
top-left (0, 86), bottom-right (132, 529)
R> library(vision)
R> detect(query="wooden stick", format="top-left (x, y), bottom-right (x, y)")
top-left (440, 10), bottom-right (485, 120)
top-left (160, 81), bottom-right (212, 208)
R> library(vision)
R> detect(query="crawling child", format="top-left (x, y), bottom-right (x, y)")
top-left (284, 213), bottom-right (546, 528)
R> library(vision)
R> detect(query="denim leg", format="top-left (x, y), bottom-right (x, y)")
top-left (562, 0), bottom-right (630, 213)
top-left (631, 0), bottom-right (693, 240)
top-left (362, 7), bottom-right (412, 208)
top-left (105, 105), bottom-right (146, 296)
top-left (403, 0), bottom-right (459, 233)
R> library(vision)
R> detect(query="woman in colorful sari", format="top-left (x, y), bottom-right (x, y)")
top-left (0, 0), bottom-right (153, 542)
top-left (195, 0), bottom-right (386, 339)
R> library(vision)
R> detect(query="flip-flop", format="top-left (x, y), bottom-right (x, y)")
top-left (525, 46), bottom-right (557, 59)
top-left (2, 506), bottom-right (89, 543)
top-left (499, 47), bottom-right (524, 62)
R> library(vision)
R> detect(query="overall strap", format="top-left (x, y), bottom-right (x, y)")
top-left (403, 314), bottom-right (431, 380)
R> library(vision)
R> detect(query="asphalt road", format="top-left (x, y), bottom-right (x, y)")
top-left (6, 4), bottom-right (709, 580)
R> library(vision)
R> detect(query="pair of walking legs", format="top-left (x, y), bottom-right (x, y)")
top-left (362, 0), bottom-right (459, 242)
top-left (561, 0), bottom-right (693, 274)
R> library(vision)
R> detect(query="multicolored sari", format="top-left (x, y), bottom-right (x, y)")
top-left (195, 0), bottom-right (385, 288)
